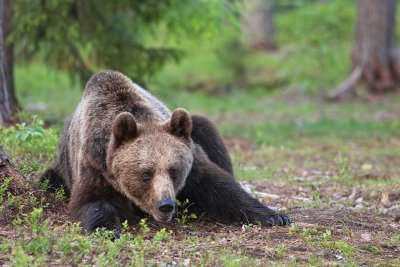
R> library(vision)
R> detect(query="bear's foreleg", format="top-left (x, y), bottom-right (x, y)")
top-left (68, 170), bottom-right (134, 236)
top-left (73, 200), bottom-right (123, 237)
top-left (178, 147), bottom-right (291, 226)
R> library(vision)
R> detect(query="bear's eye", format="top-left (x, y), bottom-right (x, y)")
top-left (141, 171), bottom-right (153, 181)
top-left (169, 169), bottom-right (180, 180)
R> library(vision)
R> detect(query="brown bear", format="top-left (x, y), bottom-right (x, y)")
top-left (42, 71), bottom-right (290, 235)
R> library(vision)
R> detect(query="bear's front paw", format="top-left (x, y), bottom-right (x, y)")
top-left (85, 212), bottom-right (122, 239)
top-left (79, 201), bottom-right (123, 237)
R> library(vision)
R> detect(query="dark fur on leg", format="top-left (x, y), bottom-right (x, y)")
top-left (74, 201), bottom-right (123, 237)
top-left (178, 146), bottom-right (291, 226)
top-left (41, 116), bottom-right (73, 195)
top-left (68, 168), bottom-right (137, 235)
top-left (191, 115), bottom-right (233, 174)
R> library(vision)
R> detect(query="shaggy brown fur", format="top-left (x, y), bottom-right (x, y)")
top-left (43, 71), bottom-right (290, 235)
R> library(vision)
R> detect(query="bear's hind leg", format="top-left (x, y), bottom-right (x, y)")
top-left (179, 147), bottom-right (291, 226)
top-left (191, 115), bottom-right (233, 174)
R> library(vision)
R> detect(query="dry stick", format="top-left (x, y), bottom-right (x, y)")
top-left (0, 143), bottom-right (30, 189)
top-left (327, 65), bottom-right (363, 101)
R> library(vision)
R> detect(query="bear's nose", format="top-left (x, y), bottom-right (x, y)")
top-left (157, 198), bottom-right (175, 213)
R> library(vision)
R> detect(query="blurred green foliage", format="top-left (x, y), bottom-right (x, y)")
top-left (11, 0), bottom-right (236, 85)
top-left (146, 0), bottom-right (357, 95)
top-left (9, 0), bottom-right (361, 96)
top-left (10, 0), bottom-right (377, 122)
top-left (277, 0), bottom-right (355, 46)
top-left (275, 0), bottom-right (356, 91)
top-left (15, 63), bottom-right (81, 120)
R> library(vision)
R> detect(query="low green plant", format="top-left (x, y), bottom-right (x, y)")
top-left (0, 115), bottom-right (58, 166)
top-left (8, 208), bottom-right (52, 260)
top-left (39, 178), bottom-right (50, 191)
top-left (97, 239), bottom-right (120, 267)
top-left (15, 115), bottom-right (45, 142)
top-left (152, 228), bottom-right (171, 244)
top-left (335, 152), bottom-right (351, 178)
top-left (175, 199), bottom-right (197, 227)
top-left (321, 229), bottom-right (332, 242)
top-left (11, 246), bottom-right (33, 266)
top-left (0, 177), bottom-right (11, 205)
top-left (6, 192), bottom-right (23, 210)
top-left (55, 187), bottom-right (67, 201)
top-left (363, 244), bottom-right (381, 255)
top-left (242, 223), bottom-right (258, 231)
top-left (308, 254), bottom-right (322, 266)
top-left (322, 240), bottom-right (355, 258)
top-left (308, 189), bottom-right (323, 208)
top-left (220, 254), bottom-right (248, 267)
top-left (0, 238), bottom-right (9, 255)
top-left (389, 234), bottom-right (400, 247)
top-left (55, 223), bottom-right (92, 263)
top-left (275, 244), bottom-right (287, 257)
top-left (139, 218), bottom-right (150, 234)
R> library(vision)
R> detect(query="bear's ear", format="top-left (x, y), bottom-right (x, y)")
top-left (168, 108), bottom-right (192, 139)
top-left (112, 112), bottom-right (138, 144)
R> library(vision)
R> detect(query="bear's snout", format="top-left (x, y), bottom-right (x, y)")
top-left (157, 197), bottom-right (175, 214)
top-left (152, 197), bottom-right (175, 222)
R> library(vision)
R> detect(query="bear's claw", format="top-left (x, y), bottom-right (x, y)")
top-left (266, 214), bottom-right (291, 226)
top-left (282, 214), bottom-right (291, 225)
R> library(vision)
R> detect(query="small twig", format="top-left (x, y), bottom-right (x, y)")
top-left (240, 209), bottom-right (250, 225)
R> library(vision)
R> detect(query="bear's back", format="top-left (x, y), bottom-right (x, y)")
top-left (83, 71), bottom-right (171, 122)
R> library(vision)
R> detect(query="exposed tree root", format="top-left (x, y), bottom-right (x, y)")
top-left (0, 143), bottom-right (31, 191)
top-left (327, 65), bottom-right (362, 101)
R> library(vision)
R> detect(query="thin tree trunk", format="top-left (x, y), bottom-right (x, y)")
top-left (243, 0), bottom-right (277, 51)
top-left (329, 0), bottom-right (400, 100)
top-left (0, 0), bottom-right (18, 125)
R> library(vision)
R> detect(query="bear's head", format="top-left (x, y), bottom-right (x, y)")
top-left (106, 109), bottom-right (194, 222)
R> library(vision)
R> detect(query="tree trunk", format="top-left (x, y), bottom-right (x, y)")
top-left (0, 0), bottom-right (18, 125)
top-left (329, 0), bottom-right (400, 100)
top-left (243, 0), bottom-right (277, 51)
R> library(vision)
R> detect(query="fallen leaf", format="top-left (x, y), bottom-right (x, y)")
top-left (381, 192), bottom-right (389, 204)
top-left (361, 233), bottom-right (372, 242)
top-left (183, 259), bottom-right (190, 267)
top-left (361, 164), bottom-right (372, 171)
top-left (335, 254), bottom-right (344, 260)
top-left (261, 193), bottom-right (280, 204)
